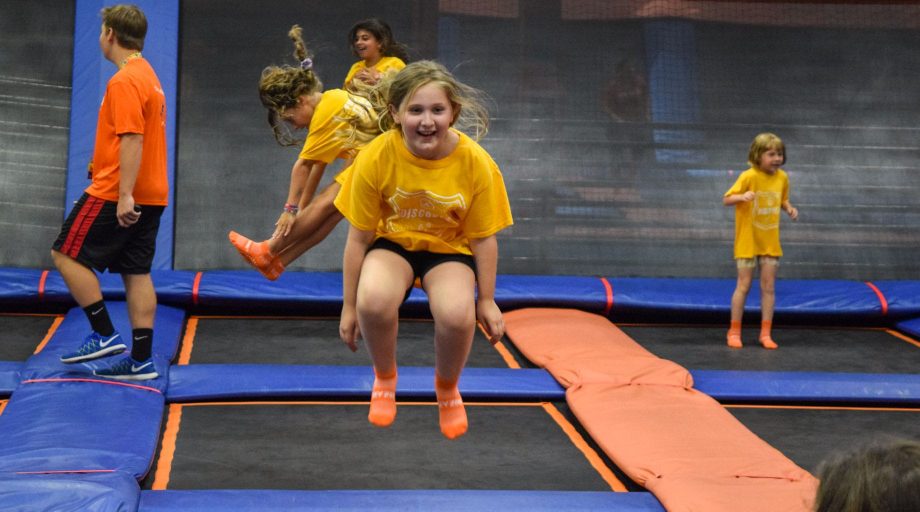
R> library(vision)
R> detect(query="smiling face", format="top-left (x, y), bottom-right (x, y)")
top-left (353, 29), bottom-right (383, 65)
top-left (391, 82), bottom-right (459, 160)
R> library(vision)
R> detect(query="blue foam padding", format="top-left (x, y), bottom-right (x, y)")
top-left (20, 302), bottom-right (185, 392)
top-left (873, 280), bottom-right (920, 319)
top-left (190, 271), bottom-right (610, 316)
top-left (607, 278), bottom-right (886, 323)
top-left (496, 274), bottom-right (609, 313)
top-left (692, 370), bottom-right (920, 404)
top-left (167, 365), bottom-right (565, 402)
top-left (0, 380), bottom-right (163, 478)
top-left (0, 268), bottom-right (44, 307)
top-left (193, 271), bottom-right (345, 315)
top-left (0, 361), bottom-right (23, 396)
top-left (35, 270), bottom-right (198, 310)
top-left (0, 471), bottom-right (140, 512)
top-left (896, 317), bottom-right (920, 340)
top-left (139, 489), bottom-right (664, 512)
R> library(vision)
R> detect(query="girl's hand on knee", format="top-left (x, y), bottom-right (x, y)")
top-left (273, 212), bottom-right (296, 239)
top-left (476, 299), bottom-right (505, 345)
top-left (339, 307), bottom-right (360, 352)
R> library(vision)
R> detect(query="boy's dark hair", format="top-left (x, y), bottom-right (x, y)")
top-left (101, 4), bottom-right (147, 51)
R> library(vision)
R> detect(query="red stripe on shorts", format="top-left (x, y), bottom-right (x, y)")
top-left (61, 196), bottom-right (105, 257)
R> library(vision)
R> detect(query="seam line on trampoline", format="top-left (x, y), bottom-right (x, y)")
top-left (601, 277), bottom-right (613, 316)
top-left (540, 401), bottom-right (628, 492)
top-left (33, 315), bottom-right (64, 354)
top-left (21, 377), bottom-right (162, 394)
top-left (38, 269), bottom-right (49, 300)
top-left (863, 281), bottom-right (888, 316)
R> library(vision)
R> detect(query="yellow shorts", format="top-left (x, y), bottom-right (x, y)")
top-left (736, 256), bottom-right (780, 269)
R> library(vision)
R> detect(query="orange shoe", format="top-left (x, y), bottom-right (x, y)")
top-left (759, 336), bottom-right (778, 350)
top-left (228, 231), bottom-right (284, 281)
top-left (727, 331), bottom-right (743, 349)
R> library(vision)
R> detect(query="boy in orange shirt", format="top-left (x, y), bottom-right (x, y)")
top-left (51, 5), bottom-right (167, 380)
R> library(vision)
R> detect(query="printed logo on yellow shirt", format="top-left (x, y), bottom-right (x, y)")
top-left (386, 188), bottom-right (466, 235)
top-left (752, 191), bottom-right (782, 231)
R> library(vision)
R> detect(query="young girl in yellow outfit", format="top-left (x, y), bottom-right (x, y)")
top-left (228, 25), bottom-right (379, 279)
top-left (723, 133), bottom-right (798, 349)
top-left (343, 18), bottom-right (408, 90)
top-left (335, 61), bottom-right (513, 439)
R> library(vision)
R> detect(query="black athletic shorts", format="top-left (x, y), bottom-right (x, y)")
top-left (368, 238), bottom-right (477, 302)
top-left (52, 192), bottom-right (164, 274)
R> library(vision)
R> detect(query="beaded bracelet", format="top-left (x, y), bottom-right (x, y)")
top-left (283, 203), bottom-right (299, 214)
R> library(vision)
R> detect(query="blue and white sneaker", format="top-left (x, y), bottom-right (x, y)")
top-left (60, 331), bottom-right (126, 363)
top-left (93, 357), bottom-right (158, 381)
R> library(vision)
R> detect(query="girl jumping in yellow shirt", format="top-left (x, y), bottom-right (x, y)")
top-left (228, 25), bottom-right (379, 279)
top-left (335, 61), bottom-right (513, 439)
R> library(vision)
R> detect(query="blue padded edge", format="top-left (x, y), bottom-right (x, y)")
top-left (895, 317), bottom-right (920, 340)
top-left (139, 490), bottom-right (664, 512)
top-left (0, 268), bottom-right (43, 306)
top-left (0, 380), bottom-right (163, 478)
top-left (607, 278), bottom-right (886, 324)
top-left (34, 270), bottom-right (197, 310)
top-left (875, 281), bottom-right (920, 319)
top-left (0, 362), bottom-right (22, 396)
top-left (20, 303), bottom-right (185, 393)
top-left (193, 271), bottom-right (345, 315)
top-left (167, 365), bottom-right (564, 402)
top-left (496, 274), bottom-right (609, 313)
top-left (0, 471), bottom-right (140, 512)
top-left (692, 370), bottom-right (920, 404)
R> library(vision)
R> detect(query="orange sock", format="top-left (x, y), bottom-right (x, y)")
top-left (727, 320), bottom-right (743, 348)
top-left (228, 231), bottom-right (280, 280)
top-left (435, 376), bottom-right (467, 440)
top-left (759, 320), bottom-right (778, 349)
top-left (368, 370), bottom-right (397, 428)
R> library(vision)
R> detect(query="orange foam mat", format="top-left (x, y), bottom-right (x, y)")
top-left (504, 308), bottom-right (817, 512)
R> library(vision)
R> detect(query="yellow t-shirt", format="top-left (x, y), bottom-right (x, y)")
top-left (725, 167), bottom-right (790, 258)
top-left (335, 129), bottom-right (513, 255)
top-left (343, 56), bottom-right (406, 89)
top-left (298, 89), bottom-right (373, 164)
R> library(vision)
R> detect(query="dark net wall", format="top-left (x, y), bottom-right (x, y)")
top-left (0, 1), bottom-right (73, 268)
top-left (152, 1), bottom-right (920, 279)
top-left (3, 2), bottom-right (915, 279)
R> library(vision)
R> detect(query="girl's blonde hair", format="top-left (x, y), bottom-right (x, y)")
top-left (259, 25), bottom-right (323, 146)
top-left (337, 60), bottom-right (489, 150)
top-left (748, 132), bottom-right (786, 169)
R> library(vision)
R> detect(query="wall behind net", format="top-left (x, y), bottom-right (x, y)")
top-left (175, 0), bottom-right (920, 280)
top-left (0, 0), bottom-right (73, 269)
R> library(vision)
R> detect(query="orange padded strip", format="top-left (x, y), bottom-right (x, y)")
top-left (504, 307), bottom-right (817, 512)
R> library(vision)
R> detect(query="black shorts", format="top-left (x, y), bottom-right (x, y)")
top-left (52, 193), bottom-right (164, 274)
top-left (369, 238), bottom-right (476, 302)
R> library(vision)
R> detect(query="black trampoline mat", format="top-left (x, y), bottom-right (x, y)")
top-left (727, 405), bottom-right (920, 472)
top-left (0, 315), bottom-right (56, 361)
top-left (150, 402), bottom-right (619, 491)
top-left (619, 325), bottom-right (920, 373)
top-left (188, 317), bottom-right (509, 368)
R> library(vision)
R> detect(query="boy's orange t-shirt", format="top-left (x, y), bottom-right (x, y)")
top-left (85, 58), bottom-right (168, 205)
